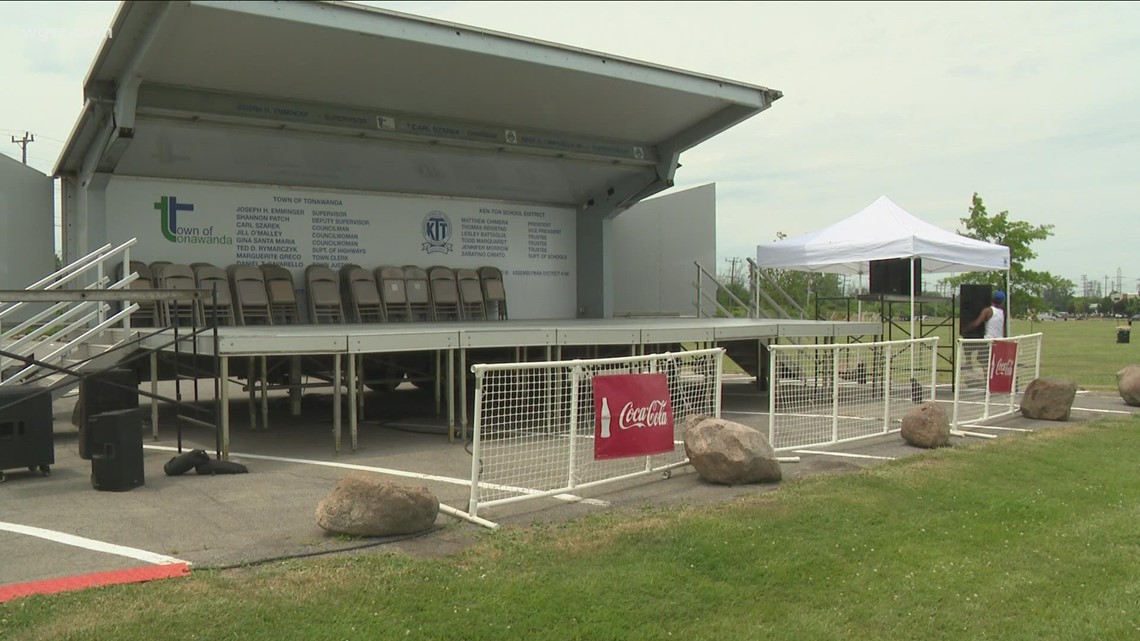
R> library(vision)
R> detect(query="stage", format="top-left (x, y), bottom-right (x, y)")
top-left (138, 317), bottom-right (882, 457)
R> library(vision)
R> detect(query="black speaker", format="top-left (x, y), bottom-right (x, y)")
top-left (79, 368), bottom-right (139, 460)
top-left (869, 258), bottom-right (921, 296)
top-left (0, 385), bottom-right (54, 476)
top-left (89, 408), bottom-right (145, 492)
top-left (959, 284), bottom-right (993, 339)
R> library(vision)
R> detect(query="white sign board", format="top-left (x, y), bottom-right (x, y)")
top-left (105, 177), bottom-right (576, 319)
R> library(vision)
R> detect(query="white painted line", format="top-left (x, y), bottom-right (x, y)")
top-left (950, 429), bottom-right (998, 439)
top-left (555, 496), bottom-right (611, 506)
top-left (145, 444), bottom-right (471, 487)
top-left (1072, 407), bottom-right (1134, 415)
top-left (0, 521), bottom-right (187, 566)
top-left (791, 450), bottom-right (896, 461)
top-left (142, 445), bottom-right (601, 506)
top-left (959, 424), bottom-right (1030, 432)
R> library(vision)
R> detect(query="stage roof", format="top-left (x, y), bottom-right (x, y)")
top-left (55, 1), bottom-right (781, 210)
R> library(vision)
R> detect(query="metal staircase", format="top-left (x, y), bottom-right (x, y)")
top-left (0, 240), bottom-right (142, 396)
top-left (0, 240), bottom-right (224, 458)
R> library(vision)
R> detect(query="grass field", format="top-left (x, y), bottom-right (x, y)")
top-left (1013, 318), bottom-right (1137, 389)
top-left (4, 418), bottom-right (1140, 640)
top-left (741, 316), bottom-right (1137, 390)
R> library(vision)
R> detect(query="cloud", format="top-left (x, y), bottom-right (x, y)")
top-left (2, 0), bottom-right (1137, 288)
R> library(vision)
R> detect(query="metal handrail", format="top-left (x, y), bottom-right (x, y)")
top-left (0, 239), bottom-right (136, 321)
top-left (694, 262), bottom-right (754, 318)
top-left (747, 258), bottom-right (806, 318)
top-left (746, 258), bottom-right (794, 319)
top-left (1, 303), bottom-right (137, 383)
top-left (0, 277), bottom-right (115, 345)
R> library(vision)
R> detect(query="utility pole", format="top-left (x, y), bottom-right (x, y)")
top-left (10, 131), bottom-right (34, 165)
top-left (724, 256), bottom-right (740, 287)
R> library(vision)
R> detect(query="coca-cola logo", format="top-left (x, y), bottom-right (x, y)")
top-left (990, 358), bottom-right (1015, 377)
top-left (618, 400), bottom-right (670, 430)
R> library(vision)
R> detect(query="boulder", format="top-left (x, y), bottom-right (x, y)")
top-left (1118, 366), bottom-right (1140, 407)
top-left (1020, 378), bottom-right (1077, 421)
top-left (900, 402), bottom-right (950, 449)
top-left (682, 416), bottom-right (781, 485)
top-left (316, 475), bottom-right (439, 537)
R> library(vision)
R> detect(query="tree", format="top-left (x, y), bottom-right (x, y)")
top-left (944, 193), bottom-right (1056, 316)
top-left (1039, 274), bottom-right (1075, 313)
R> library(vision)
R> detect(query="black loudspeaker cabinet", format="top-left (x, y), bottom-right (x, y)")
top-left (959, 284), bottom-right (993, 339)
top-left (89, 408), bottom-right (145, 492)
top-left (869, 258), bottom-right (922, 296)
top-left (0, 385), bottom-right (54, 481)
top-left (79, 368), bottom-right (139, 460)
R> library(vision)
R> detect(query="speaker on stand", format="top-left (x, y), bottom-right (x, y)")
top-left (89, 408), bottom-right (146, 492)
top-left (959, 284), bottom-right (993, 339)
top-left (869, 258), bottom-right (922, 296)
top-left (78, 368), bottom-right (139, 461)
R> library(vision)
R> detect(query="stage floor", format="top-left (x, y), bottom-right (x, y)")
top-left (134, 316), bottom-right (882, 460)
top-left (141, 316), bottom-right (883, 356)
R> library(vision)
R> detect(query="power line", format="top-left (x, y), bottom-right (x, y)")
top-left (10, 131), bottom-right (34, 164)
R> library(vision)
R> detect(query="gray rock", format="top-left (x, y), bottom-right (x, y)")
top-left (1117, 366), bottom-right (1140, 407)
top-left (1020, 378), bottom-right (1077, 421)
top-left (316, 474), bottom-right (439, 537)
top-left (900, 402), bottom-right (950, 449)
top-left (683, 416), bottom-right (781, 485)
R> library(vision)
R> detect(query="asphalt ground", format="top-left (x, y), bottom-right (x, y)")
top-left (2, 377), bottom-right (1136, 592)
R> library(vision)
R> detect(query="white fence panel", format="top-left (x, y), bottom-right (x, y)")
top-left (952, 333), bottom-right (1043, 427)
top-left (466, 348), bottom-right (724, 523)
top-left (767, 338), bottom-right (939, 451)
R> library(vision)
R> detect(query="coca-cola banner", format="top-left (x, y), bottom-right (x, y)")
top-left (988, 341), bottom-right (1018, 394)
top-left (593, 373), bottom-right (675, 460)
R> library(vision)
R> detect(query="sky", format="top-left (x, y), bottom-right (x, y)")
top-left (2, 1), bottom-right (1138, 294)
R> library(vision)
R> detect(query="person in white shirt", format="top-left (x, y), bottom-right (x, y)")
top-left (966, 290), bottom-right (1006, 338)
top-left (962, 291), bottom-right (1006, 380)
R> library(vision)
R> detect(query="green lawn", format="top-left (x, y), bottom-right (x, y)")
top-left (1013, 318), bottom-right (1137, 390)
top-left (765, 315), bottom-right (1136, 390)
top-left (5, 418), bottom-right (1140, 640)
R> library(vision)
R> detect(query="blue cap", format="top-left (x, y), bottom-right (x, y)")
top-left (994, 290), bottom-right (1005, 302)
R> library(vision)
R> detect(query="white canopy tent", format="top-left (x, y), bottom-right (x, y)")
top-left (755, 196), bottom-right (1011, 337)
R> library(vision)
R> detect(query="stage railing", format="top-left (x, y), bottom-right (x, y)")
top-left (463, 348), bottom-right (724, 527)
top-left (951, 333), bottom-right (1043, 428)
top-left (767, 337), bottom-right (939, 451)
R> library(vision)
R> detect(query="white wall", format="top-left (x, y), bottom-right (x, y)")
top-left (611, 183), bottom-right (716, 317)
top-left (104, 176), bottom-right (577, 320)
top-left (0, 156), bottom-right (54, 322)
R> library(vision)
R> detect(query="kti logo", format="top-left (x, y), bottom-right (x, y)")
top-left (421, 210), bottom-right (453, 254)
top-left (154, 195), bottom-right (195, 243)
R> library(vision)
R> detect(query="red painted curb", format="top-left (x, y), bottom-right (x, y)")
top-left (0, 563), bottom-right (190, 603)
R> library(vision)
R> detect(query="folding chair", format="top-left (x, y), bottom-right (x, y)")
top-left (306, 264), bottom-right (344, 324)
top-left (479, 266), bottom-right (508, 320)
top-left (148, 261), bottom-right (172, 286)
top-left (227, 265), bottom-right (272, 326)
top-left (428, 266), bottom-right (461, 321)
top-left (402, 266), bottom-right (434, 321)
top-left (115, 260), bottom-right (158, 327)
top-left (456, 268), bottom-right (487, 320)
top-left (193, 263), bottom-right (235, 326)
top-left (340, 264), bottom-right (383, 323)
top-left (153, 263), bottom-right (201, 327)
top-left (260, 264), bottom-right (301, 324)
top-left (375, 266), bottom-right (410, 321)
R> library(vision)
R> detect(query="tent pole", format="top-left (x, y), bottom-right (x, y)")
top-left (909, 256), bottom-right (916, 339)
top-left (1005, 269), bottom-right (1011, 337)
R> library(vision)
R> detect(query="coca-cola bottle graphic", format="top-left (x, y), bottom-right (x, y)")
top-left (600, 397), bottom-right (611, 438)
